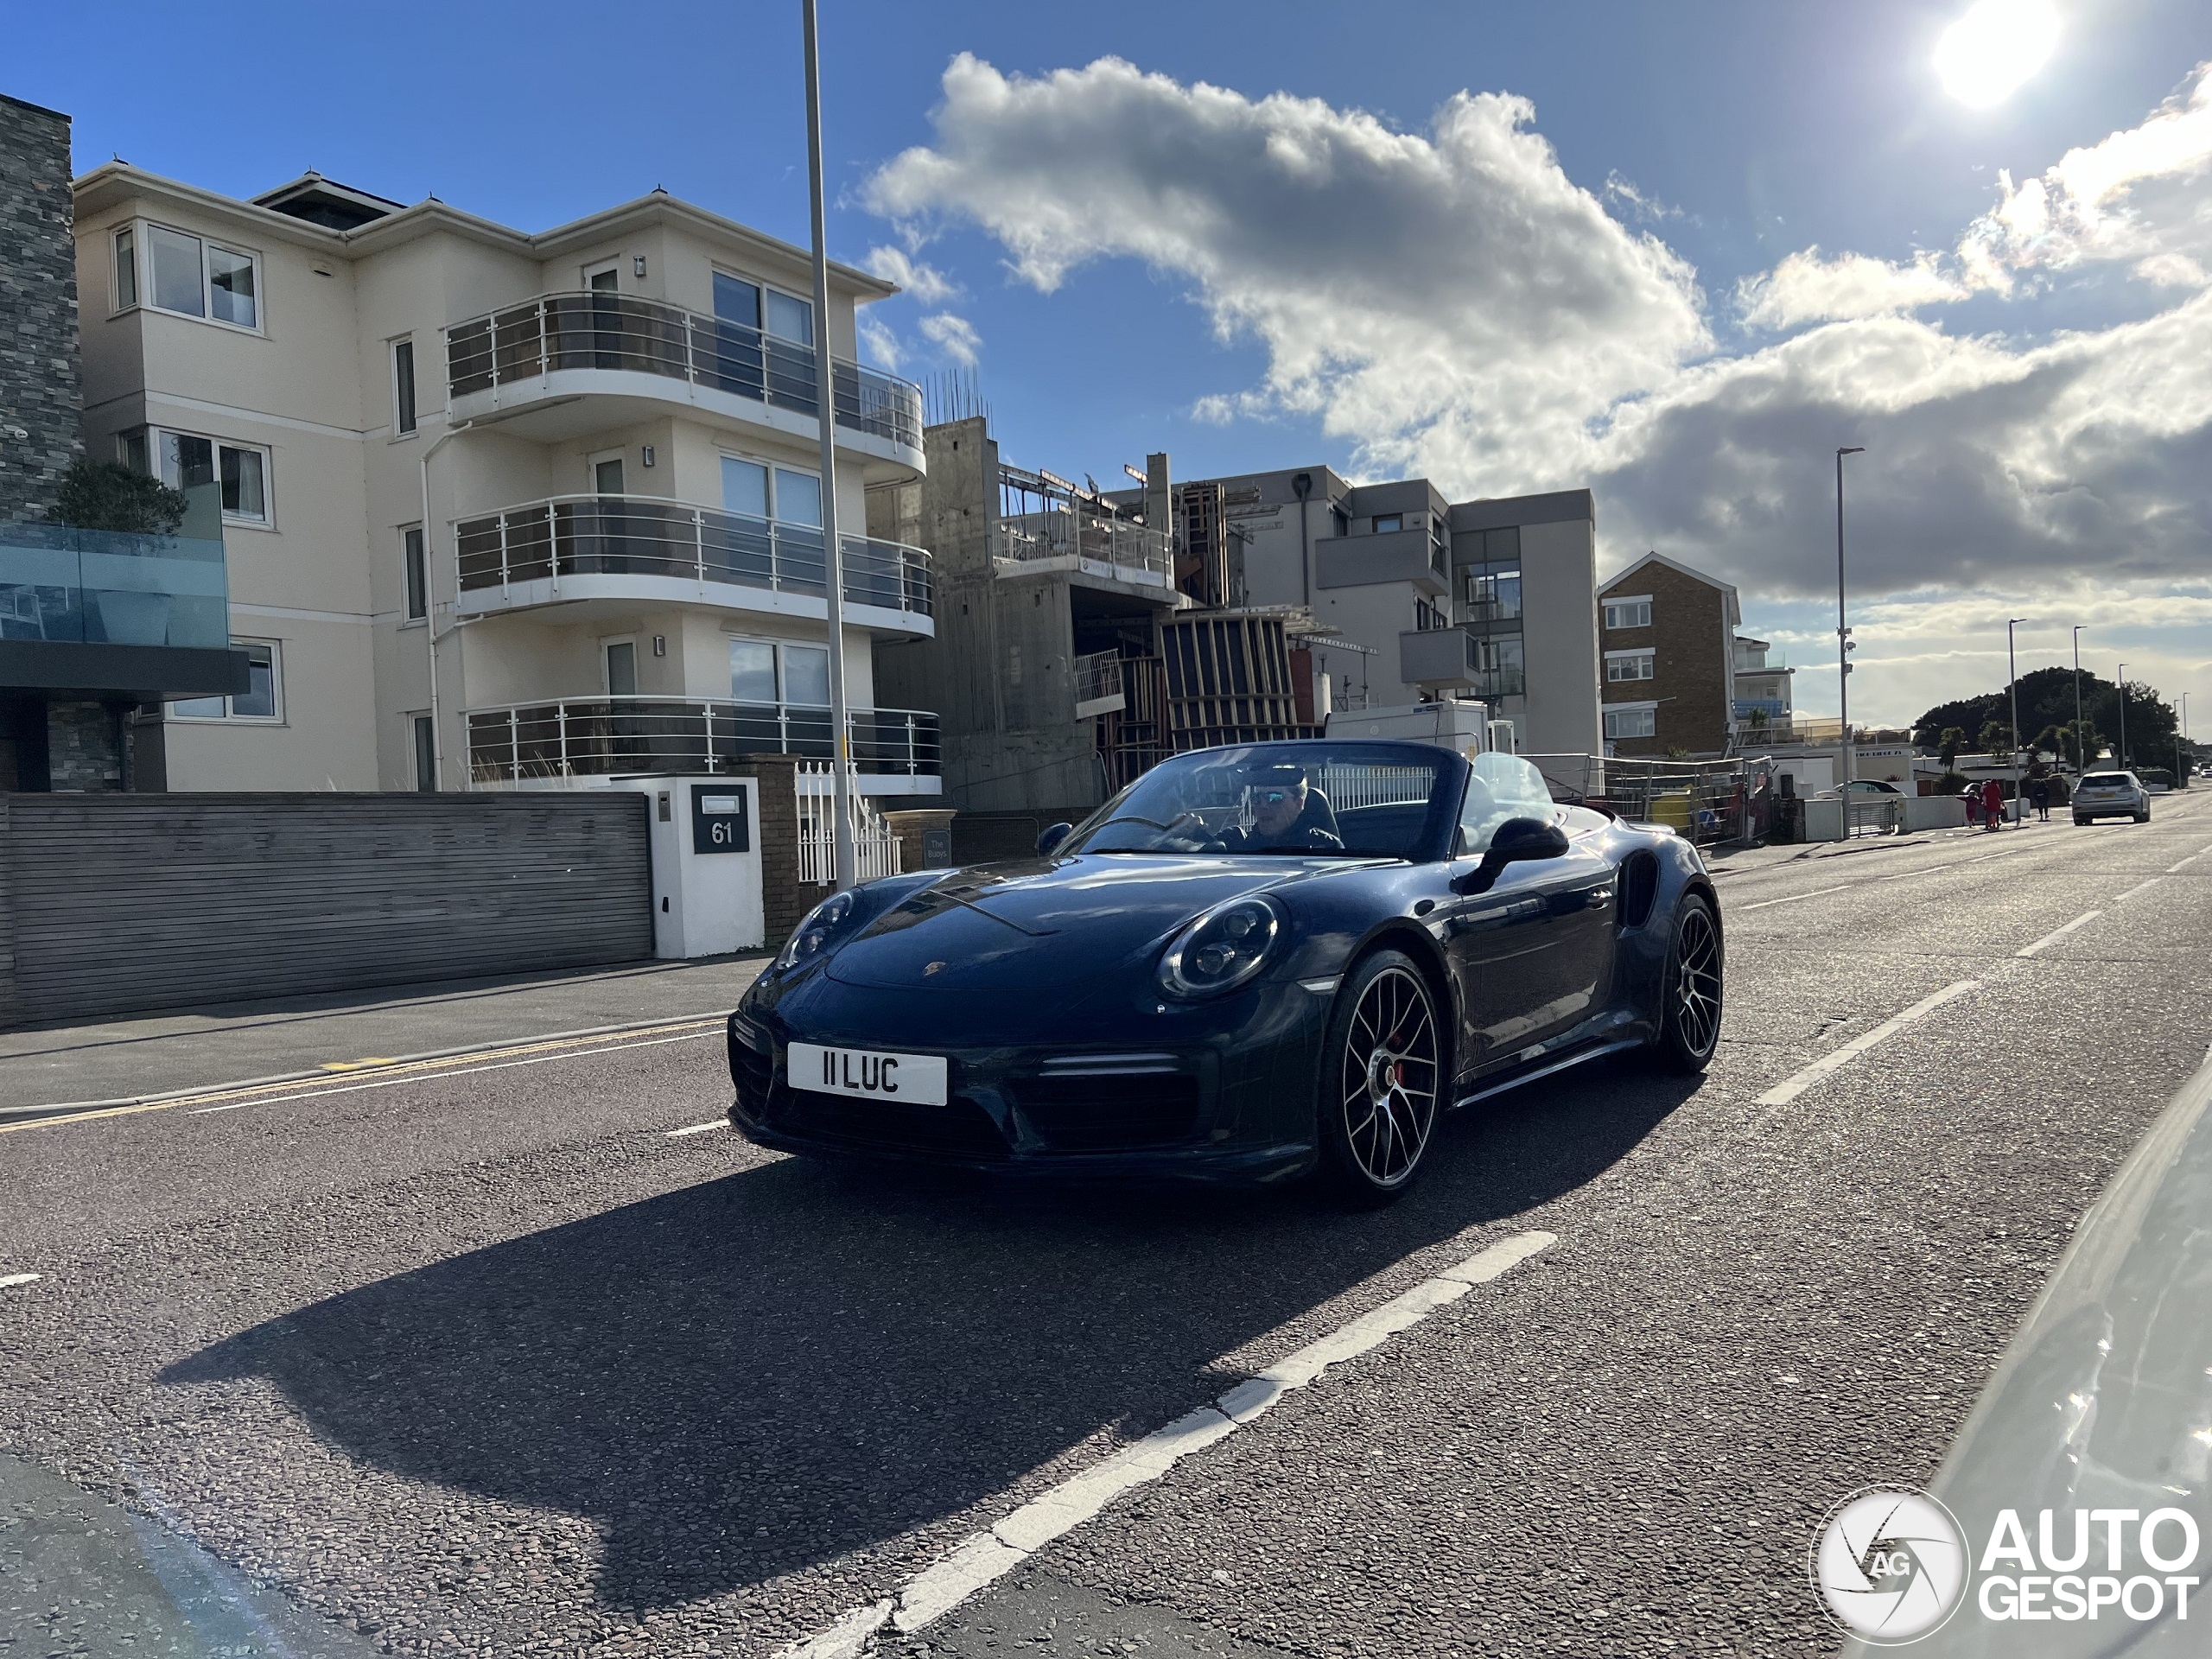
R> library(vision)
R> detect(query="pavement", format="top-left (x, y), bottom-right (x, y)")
top-left (3, 791), bottom-right (2209, 1658)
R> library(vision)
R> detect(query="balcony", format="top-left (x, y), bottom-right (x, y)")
top-left (465, 696), bottom-right (941, 792)
top-left (453, 496), bottom-right (931, 636)
top-left (1316, 528), bottom-right (1449, 597)
top-left (1398, 626), bottom-right (1479, 691)
top-left (0, 522), bottom-right (246, 697)
top-left (445, 292), bottom-right (925, 475)
top-left (1073, 649), bottom-right (1126, 717)
top-left (994, 465), bottom-right (1178, 598)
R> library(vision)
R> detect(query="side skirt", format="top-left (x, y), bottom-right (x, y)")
top-left (1451, 1039), bottom-right (1644, 1109)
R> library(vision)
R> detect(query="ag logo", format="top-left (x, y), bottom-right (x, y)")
top-left (1810, 1485), bottom-right (1968, 1644)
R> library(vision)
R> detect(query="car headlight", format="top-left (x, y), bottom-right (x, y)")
top-left (1158, 895), bottom-right (1283, 1000)
top-left (774, 889), bottom-right (858, 971)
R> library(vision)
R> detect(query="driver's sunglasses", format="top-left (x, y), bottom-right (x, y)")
top-left (1255, 787), bottom-right (1299, 805)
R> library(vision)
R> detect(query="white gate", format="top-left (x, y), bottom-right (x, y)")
top-left (795, 763), bottom-right (903, 885)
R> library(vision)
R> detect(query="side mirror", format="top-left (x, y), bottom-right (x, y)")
top-left (1034, 822), bottom-right (1073, 857)
top-left (1449, 817), bottom-right (1569, 894)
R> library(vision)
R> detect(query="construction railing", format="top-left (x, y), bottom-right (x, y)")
top-left (993, 463), bottom-right (1173, 588)
top-left (795, 762), bottom-right (904, 885)
top-left (1524, 753), bottom-right (1751, 844)
top-left (445, 292), bottom-right (924, 454)
top-left (453, 496), bottom-right (931, 619)
top-left (466, 697), bottom-right (940, 785)
top-left (1073, 649), bottom-right (1126, 711)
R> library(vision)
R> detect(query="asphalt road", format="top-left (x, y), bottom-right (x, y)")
top-left (4, 796), bottom-right (2210, 1659)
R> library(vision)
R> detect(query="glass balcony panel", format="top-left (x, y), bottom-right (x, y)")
top-left (0, 522), bottom-right (229, 648)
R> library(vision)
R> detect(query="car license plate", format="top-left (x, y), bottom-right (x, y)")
top-left (788, 1042), bottom-right (948, 1106)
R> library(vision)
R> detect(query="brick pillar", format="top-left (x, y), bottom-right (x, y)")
top-left (726, 753), bottom-right (809, 946)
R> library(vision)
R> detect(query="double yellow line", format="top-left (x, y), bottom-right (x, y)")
top-left (0, 1018), bottom-right (721, 1137)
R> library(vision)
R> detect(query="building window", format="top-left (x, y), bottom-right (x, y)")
top-left (1464, 566), bottom-right (1522, 624)
top-left (402, 526), bottom-right (427, 621)
top-left (149, 429), bottom-right (270, 524)
top-left (412, 714), bottom-right (436, 791)
top-left (113, 226), bottom-right (137, 309)
top-left (133, 223), bottom-right (260, 329)
top-left (1604, 596), bottom-right (1652, 630)
top-left (720, 455), bottom-right (820, 524)
top-left (1414, 597), bottom-right (1447, 632)
top-left (1604, 705), bottom-right (1657, 741)
top-left (392, 339), bottom-right (417, 435)
top-left (766, 288), bottom-right (813, 345)
top-left (1605, 650), bottom-right (1656, 683)
top-left (172, 640), bottom-right (281, 721)
top-left (729, 639), bottom-right (830, 704)
top-left (1371, 513), bottom-right (1403, 534)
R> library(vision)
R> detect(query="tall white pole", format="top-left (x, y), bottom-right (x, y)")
top-left (803, 0), bottom-right (855, 890)
top-left (1835, 447), bottom-right (1863, 785)
top-left (2007, 618), bottom-right (2023, 827)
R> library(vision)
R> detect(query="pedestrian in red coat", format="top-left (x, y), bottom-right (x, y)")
top-left (1980, 778), bottom-right (2005, 831)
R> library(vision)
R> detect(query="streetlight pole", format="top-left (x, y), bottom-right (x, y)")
top-left (2116, 664), bottom-right (2128, 772)
top-left (1836, 446), bottom-right (1864, 785)
top-left (2071, 626), bottom-right (2086, 772)
top-left (2006, 618), bottom-right (2024, 828)
top-left (802, 0), bottom-right (855, 891)
top-left (2181, 691), bottom-right (2190, 786)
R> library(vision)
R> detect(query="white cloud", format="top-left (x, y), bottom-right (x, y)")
top-left (861, 245), bottom-right (962, 304)
top-left (1737, 248), bottom-right (1969, 327)
top-left (856, 313), bottom-right (904, 372)
top-left (865, 54), bottom-right (1710, 486)
top-left (861, 52), bottom-right (2212, 665)
top-left (918, 312), bottom-right (982, 366)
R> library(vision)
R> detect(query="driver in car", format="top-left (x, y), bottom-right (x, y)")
top-left (1217, 763), bottom-right (1344, 853)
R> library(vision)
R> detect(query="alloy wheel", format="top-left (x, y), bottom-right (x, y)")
top-left (1338, 964), bottom-right (1440, 1187)
top-left (1673, 904), bottom-right (1723, 1058)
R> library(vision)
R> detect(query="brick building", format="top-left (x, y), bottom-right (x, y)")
top-left (1594, 552), bottom-right (1739, 757)
top-left (0, 92), bottom-right (82, 521)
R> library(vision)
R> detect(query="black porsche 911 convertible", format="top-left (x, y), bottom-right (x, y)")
top-left (727, 739), bottom-right (1721, 1202)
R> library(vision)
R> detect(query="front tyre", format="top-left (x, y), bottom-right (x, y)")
top-left (1317, 950), bottom-right (1442, 1205)
top-left (1650, 893), bottom-right (1723, 1074)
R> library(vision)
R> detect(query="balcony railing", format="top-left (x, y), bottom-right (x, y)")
top-left (1, 522), bottom-right (229, 648)
top-left (445, 292), bottom-right (924, 454)
top-left (466, 696), bottom-right (940, 784)
top-left (454, 496), bottom-right (931, 620)
top-left (993, 508), bottom-right (1173, 587)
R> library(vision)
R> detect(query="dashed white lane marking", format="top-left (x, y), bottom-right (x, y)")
top-left (663, 1120), bottom-right (727, 1138)
top-left (779, 1230), bottom-right (1558, 1656)
top-left (2111, 878), bottom-right (2162, 905)
top-left (1738, 884), bottom-right (1852, 912)
top-left (2169, 845), bottom-right (2212, 873)
top-left (2017, 909), bottom-right (2104, 959)
top-left (187, 1033), bottom-right (714, 1115)
top-left (0, 1273), bottom-right (42, 1290)
top-left (1756, 980), bottom-right (1982, 1107)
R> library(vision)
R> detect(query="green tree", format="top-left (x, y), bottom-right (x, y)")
top-left (1978, 719), bottom-right (2012, 757)
top-left (1938, 726), bottom-right (1967, 770)
top-left (2031, 723), bottom-right (2062, 759)
top-left (52, 459), bottom-right (189, 534)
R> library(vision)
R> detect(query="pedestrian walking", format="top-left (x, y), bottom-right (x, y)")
top-left (2031, 776), bottom-right (2051, 822)
top-left (1981, 777), bottom-right (2005, 832)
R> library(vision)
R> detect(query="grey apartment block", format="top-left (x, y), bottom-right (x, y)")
top-left (0, 93), bottom-right (83, 523)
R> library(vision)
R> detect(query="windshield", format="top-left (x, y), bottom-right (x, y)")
top-left (1063, 742), bottom-right (1452, 860)
top-left (2082, 773), bottom-right (2133, 787)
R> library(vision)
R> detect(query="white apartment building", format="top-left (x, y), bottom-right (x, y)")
top-left (71, 167), bottom-right (934, 794)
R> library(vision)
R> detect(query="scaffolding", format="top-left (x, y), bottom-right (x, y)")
top-left (1159, 612), bottom-right (1319, 751)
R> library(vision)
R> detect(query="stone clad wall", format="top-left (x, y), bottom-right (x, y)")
top-left (0, 93), bottom-right (82, 524)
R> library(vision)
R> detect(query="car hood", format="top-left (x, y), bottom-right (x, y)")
top-left (823, 854), bottom-right (1363, 991)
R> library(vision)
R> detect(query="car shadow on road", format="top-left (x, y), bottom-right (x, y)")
top-left (161, 1062), bottom-right (1701, 1613)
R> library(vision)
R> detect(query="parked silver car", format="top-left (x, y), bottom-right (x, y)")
top-left (2071, 770), bottom-right (2149, 824)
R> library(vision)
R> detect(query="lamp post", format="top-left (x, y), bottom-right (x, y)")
top-left (2071, 625), bottom-right (2086, 772)
top-left (802, 0), bottom-right (855, 890)
top-left (2007, 617), bottom-right (2024, 827)
top-left (2182, 691), bottom-right (2190, 785)
top-left (2116, 662), bottom-right (2128, 772)
top-left (1836, 446), bottom-right (1864, 784)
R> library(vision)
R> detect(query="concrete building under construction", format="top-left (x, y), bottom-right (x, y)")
top-left (868, 416), bottom-right (1332, 836)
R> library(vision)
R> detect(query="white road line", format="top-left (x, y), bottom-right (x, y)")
top-left (663, 1120), bottom-right (727, 1138)
top-left (0, 1273), bottom-right (41, 1290)
top-left (2112, 879), bottom-right (2161, 905)
top-left (2017, 910), bottom-right (2103, 959)
top-left (778, 1230), bottom-right (1558, 1656)
top-left (188, 1032), bottom-right (714, 1115)
top-left (2169, 846), bottom-right (2212, 873)
top-left (1738, 884), bottom-right (1852, 912)
top-left (1755, 980), bottom-right (1982, 1107)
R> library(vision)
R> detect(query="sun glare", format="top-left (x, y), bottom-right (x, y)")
top-left (1935, 0), bottom-right (2061, 107)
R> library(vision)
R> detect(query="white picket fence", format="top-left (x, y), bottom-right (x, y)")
top-left (795, 762), bottom-right (903, 885)
top-left (1316, 763), bottom-right (1438, 811)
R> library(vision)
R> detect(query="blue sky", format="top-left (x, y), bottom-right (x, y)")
top-left (14, 1), bottom-right (2211, 729)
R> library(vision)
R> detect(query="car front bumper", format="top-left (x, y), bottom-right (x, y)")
top-left (725, 973), bottom-right (1332, 1185)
